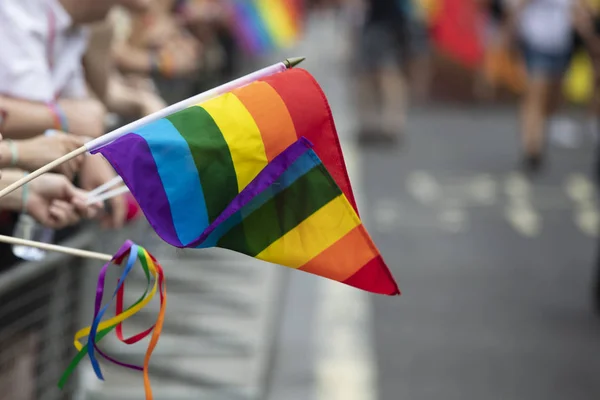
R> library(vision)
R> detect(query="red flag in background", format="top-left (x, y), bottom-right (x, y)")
top-left (430, 0), bottom-right (485, 68)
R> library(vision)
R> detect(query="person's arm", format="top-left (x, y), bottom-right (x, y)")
top-left (502, 0), bottom-right (531, 39)
top-left (0, 133), bottom-right (86, 178)
top-left (0, 96), bottom-right (106, 139)
top-left (84, 20), bottom-right (117, 104)
top-left (0, 96), bottom-right (57, 139)
top-left (112, 43), bottom-right (154, 75)
top-left (573, 0), bottom-right (599, 50)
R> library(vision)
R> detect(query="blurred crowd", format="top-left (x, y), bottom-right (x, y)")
top-left (0, 0), bottom-right (241, 271)
top-left (341, 0), bottom-right (600, 174)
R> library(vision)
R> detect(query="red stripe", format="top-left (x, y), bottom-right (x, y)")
top-left (261, 68), bottom-right (359, 215)
top-left (343, 255), bottom-right (400, 296)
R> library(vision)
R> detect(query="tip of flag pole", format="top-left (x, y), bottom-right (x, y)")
top-left (284, 57), bottom-right (306, 69)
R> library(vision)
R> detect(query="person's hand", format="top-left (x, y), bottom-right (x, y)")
top-left (26, 173), bottom-right (102, 229)
top-left (137, 88), bottom-right (167, 115)
top-left (58, 98), bottom-right (107, 138)
top-left (78, 154), bottom-right (127, 229)
top-left (139, 14), bottom-right (181, 48)
top-left (5, 133), bottom-right (88, 179)
top-left (176, 0), bottom-right (226, 26)
top-left (159, 35), bottom-right (202, 77)
top-left (106, 76), bottom-right (167, 118)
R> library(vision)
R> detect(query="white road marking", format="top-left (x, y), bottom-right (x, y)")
top-left (565, 173), bottom-right (595, 203)
top-left (469, 174), bottom-right (497, 205)
top-left (315, 140), bottom-right (376, 400)
top-left (503, 173), bottom-right (541, 237)
top-left (565, 174), bottom-right (599, 236)
top-left (504, 172), bottom-right (531, 198)
top-left (505, 204), bottom-right (540, 237)
top-left (373, 201), bottom-right (400, 233)
top-left (438, 206), bottom-right (467, 233)
top-left (407, 171), bottom-right (440, 205)
top-left (575, 206), bottom-right (599, 237)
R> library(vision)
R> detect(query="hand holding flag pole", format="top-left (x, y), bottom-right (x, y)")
top-left (0, 57), bottom-right (306, 200)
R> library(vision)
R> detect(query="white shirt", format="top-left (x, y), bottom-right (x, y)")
top-left (514, 0), bottom-right (574, 54)
top-left (0, 0), bottom-right (89, 102)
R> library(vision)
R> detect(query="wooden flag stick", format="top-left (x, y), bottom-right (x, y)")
top-left (0, 146), bottom-right (88, 199)
top-left (0, 57), bottom-right (305, 200)
top-left (0, 234), bottom-right (112, 261)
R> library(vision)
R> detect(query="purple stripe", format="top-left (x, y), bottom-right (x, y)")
top-left (93, 134), bottom-right (183, 247)
top-left (188, 137), bottom-right (312, 248)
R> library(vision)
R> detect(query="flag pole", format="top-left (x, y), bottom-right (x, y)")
top-left (0, 234), bottom-right (112, 261)
top-left (0, 57), bottom-right (306, 200)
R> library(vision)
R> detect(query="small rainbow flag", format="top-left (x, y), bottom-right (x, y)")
top-left (228, 0), bottom-right (303, 55)
top-left (91, 69), bottom-right (398, 295)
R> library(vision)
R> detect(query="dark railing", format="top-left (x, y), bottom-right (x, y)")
top-left (0, 228), bottom-right (98, 400)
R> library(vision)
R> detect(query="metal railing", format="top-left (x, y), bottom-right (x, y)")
top-left (0, 228), bottom-right (98, 400)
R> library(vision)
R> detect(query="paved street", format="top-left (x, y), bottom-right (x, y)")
top-left (268, 10), bottom-right (600, 400)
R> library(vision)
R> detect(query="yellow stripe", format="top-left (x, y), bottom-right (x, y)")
top-left (200, 94), bottom-right (268, 191)
top-left (256, 195), bottom-right (361, 268)
top-left (256, 0), bottom-right (297, 48)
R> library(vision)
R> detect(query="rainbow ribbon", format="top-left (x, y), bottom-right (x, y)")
top-left (58, 240), bottom-right (167, 400)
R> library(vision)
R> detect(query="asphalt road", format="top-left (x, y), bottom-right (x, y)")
top-left (366, 106), bottom-right (600, 400)
top-left (268, 9), bottom-right (600, 400)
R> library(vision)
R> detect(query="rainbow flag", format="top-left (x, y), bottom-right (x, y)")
top-left (192, 137), bottom-right (397, 294)
top-left (228, 0), bottom-right (303, 55)
top-left (92, 69), bottom-right (398, 295)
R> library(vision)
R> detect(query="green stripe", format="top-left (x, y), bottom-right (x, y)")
top-left (218, 164), bottom-right (342, 256)
top-left (166, 106), bottom-right (238, 223)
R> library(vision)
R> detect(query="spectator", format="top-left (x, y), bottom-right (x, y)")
top-left (85, 18), bottom-right (167, 119)
top-left (0, 0), bottom-right (155, 232)
top-left (353, 0), bottom-right (410, 145)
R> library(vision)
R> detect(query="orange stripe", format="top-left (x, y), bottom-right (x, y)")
top-left (299, 224), bottom-right (379, 282)
top-left (233, 81), bottom-right (297, 161)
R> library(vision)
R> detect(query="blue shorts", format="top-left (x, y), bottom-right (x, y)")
top-left (520, 43), bottom-right (572, 78)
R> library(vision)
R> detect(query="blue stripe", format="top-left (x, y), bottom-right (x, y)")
top-left (197, 149), bottom-right (319, 248)
top-left (135, 119), bottom-right (209, 246)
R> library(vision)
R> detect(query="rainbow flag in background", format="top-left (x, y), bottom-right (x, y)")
top-left (92, 68), bottom-right (398, 296)
top-left (228, 0), bottom-right (303, 55)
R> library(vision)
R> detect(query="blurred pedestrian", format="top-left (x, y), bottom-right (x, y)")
top-left (354, 0), bottom-right (410, 145)
top-left (502, 0), bottom-right (581, 171)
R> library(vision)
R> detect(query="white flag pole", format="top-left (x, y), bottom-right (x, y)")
top-left (0, 58), bottom-right (305, 200)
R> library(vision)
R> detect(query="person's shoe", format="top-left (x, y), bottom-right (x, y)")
top-left (357, 128), bottom-right (400, 147)
top-left (521, 152), bottom-right (544, 173)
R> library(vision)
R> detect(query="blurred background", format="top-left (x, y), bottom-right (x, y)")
top-left (1, 0), bottom-right (600, 399)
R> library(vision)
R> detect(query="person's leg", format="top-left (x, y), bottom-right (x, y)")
top-left (354, 23), bottom-right (381, 139)
top-left (378, 62), bottom-right (407, 137)
top-left (355, 22), bottom-right (402, 144)
top-left (377, 21), bottom-right (408, 140)
top-left (518, 44), bottom-right (565, 170)
top-left (407, 19), bottom-right (432, 102)
top-left (356, 71), bottom-right (380, 133)
top-left (520, 73), bottom-right (550, 167)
